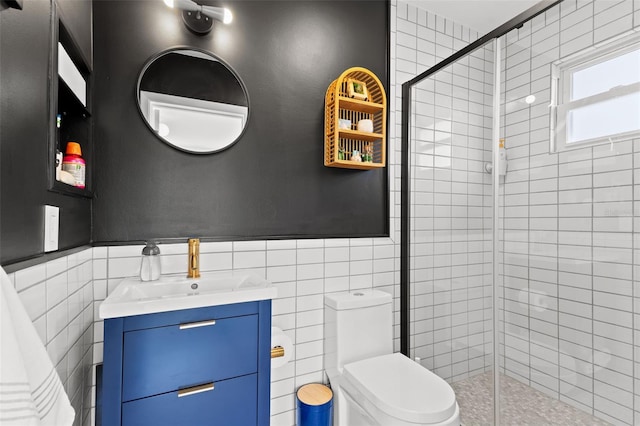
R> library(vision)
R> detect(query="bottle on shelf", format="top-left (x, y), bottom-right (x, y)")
top-left (62, 141), bottom-right (86, 189)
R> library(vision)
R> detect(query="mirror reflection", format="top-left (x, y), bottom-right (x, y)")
top-left (137, 49), bottom-right (249, 154)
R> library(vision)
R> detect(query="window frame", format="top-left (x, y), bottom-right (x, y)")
top-left (550, 31), bottom-right (640, 152)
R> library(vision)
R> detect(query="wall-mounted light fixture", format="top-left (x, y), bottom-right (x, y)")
top-left (164, 0), bottom-right (232, 34)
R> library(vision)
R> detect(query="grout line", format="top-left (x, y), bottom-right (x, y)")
top-left (590, 142), bottom-right (595, 416)
top-left (632, 131), bottom-right (636, 424)
top-left (553, 21), bottom-right (561, 399)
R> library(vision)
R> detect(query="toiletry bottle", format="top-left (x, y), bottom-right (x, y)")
top-left (140, 242), bottom-right (161, 282)
top-left (62, 142), bottom-right (86, 188)
top-left (498, 138), bottom-right (508, 176)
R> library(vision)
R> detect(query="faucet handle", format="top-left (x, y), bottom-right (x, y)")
top-left (187, 238), bottom-right (201, 278)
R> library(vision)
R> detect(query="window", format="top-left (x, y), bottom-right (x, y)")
top-left (551, 32), bottom-right (640, 152)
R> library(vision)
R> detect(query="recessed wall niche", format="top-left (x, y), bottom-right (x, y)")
top-left (49, 8), bottom-right (93, 198)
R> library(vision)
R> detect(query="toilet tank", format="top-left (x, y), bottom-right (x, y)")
top-left (324, 290), bottom-right (393, 374)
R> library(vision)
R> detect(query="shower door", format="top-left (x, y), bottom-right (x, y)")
top-left (407, 38), bottom-right (498, 425)
top-left (496, 2), bottom-right (640, 424)
top-left (405, 1), bottom-right (640, 424)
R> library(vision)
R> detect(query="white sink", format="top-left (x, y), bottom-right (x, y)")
top-left (99, 273), bottom-right (277, 318)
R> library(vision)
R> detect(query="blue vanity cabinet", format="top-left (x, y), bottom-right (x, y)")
top-left (102, 300), bottom-right (272, 426)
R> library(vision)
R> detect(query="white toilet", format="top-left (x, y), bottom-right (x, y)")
top-left (324, 290), bottom-right (460, 426)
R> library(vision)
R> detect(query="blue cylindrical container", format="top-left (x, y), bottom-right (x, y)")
top-left (296, 384), bottom-right (333, 426)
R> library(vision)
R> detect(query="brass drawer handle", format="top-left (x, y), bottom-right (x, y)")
top-left (271, 346), bottom-right (285, 358)
top-left (179, 319), bottom-right (216, 330)
top-left (177, 383), bottom-right (214, 398)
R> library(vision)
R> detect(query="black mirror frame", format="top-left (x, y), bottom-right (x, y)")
top-left (135, 46), bottom-right (251, 155)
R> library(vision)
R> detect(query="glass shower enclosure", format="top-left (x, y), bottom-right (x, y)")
top-left (402, 0), bottom-right (640, 424)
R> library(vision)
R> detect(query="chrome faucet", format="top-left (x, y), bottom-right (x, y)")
top-left (187, 238), bottom-right (200, 278)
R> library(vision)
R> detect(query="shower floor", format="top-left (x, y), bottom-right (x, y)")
top-left (451, 372), bottom-right (610, 426)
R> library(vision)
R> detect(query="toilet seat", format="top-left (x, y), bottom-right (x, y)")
top-left (342, 353), bottom-right (457, 424)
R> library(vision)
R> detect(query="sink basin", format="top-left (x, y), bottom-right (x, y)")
top-left (99, 273), bottom-right (277, 318)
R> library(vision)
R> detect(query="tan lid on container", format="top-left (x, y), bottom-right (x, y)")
top-left (297, 384), bottom-right (333, 406)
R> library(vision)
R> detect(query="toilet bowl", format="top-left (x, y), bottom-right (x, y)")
top-left (324, 290), bottom-right (460, 426)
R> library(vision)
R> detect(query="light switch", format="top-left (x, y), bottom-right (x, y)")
top-left (44, 205), bottom-right (59, 252)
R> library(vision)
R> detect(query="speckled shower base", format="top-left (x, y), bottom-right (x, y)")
top-left (450, 372), bottom-right (610, 426)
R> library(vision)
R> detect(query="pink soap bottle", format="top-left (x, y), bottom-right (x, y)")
top-left (62, 141), bottom-right (86, 189)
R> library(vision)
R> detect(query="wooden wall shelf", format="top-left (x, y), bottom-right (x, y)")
top-left (324, 67), bottom-right (387, 170)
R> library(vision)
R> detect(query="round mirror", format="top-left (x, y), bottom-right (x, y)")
top-left (136, 48), bottom-right (249, 154)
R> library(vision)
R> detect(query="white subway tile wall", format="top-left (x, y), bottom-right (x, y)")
top-left (7, 249), bottom-right (94, 426)
top-left (499, 1), bottom-right (640, 424)
top-left (396, 0), bottom-right (495, 384)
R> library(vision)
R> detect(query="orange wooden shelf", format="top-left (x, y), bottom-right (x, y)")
top-left (329, 160), bottom-right (385, 170)
top-left (337, 96), bottom-right (384, 114)
top-left (324, 67), bottom-right (387, 170)
top-left (338, 129), bottom-right (384, 142)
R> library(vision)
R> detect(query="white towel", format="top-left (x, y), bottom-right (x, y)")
top-left (0, 266), bottom-right (75, 426)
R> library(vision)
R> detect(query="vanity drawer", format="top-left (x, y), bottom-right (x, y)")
top-left (122, 314), bottom-right (258, 402)
top-left (122, 373), bottom-right (257, 426)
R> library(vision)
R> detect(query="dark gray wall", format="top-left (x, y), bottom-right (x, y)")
top-left (0, 0), bottom-right (92, 265)
top-left (93, 0), bottom-right (389, 243)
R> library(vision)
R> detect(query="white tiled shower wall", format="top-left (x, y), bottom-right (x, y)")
top-left (499, 0), bottom-right (640, 424)
top-left (5, 249), bottom-right (94, 426)
top-left (394, 1), bottom-right (495, 382)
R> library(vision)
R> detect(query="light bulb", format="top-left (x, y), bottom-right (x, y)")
top-left (525, 95), bottom-right (536, 104)
top-left (223, 8), bottom-right (232, 24)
